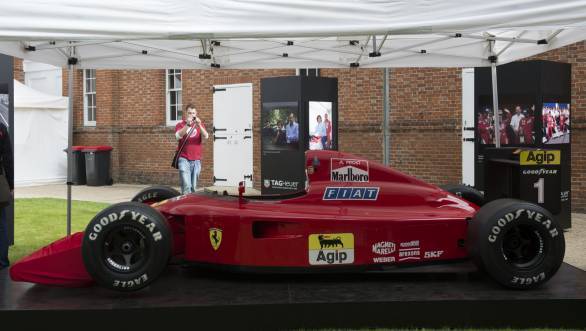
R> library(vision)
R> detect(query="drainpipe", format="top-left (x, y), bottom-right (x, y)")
top-left (383, 68), bottom-right (390, 165)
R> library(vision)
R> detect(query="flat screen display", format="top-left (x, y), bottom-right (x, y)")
top-left (261, 102), bottom-right (299, 151)
top-left (542, 102), bottom-right (570, 144)
top-left (308, 101), bottom-right (334, 150)
top-left (0, 93), bottom-right (8, 127)
top-left (478, 103), bottom-right (536, 145)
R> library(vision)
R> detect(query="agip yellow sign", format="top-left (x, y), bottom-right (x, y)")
top-left (520, 150), bottom-right (560, 166)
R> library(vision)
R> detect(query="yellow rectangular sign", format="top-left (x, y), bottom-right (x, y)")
top-left (308, 233), bottom-right (354, 250)
top-left (520, 150), bottom-right (560, 166)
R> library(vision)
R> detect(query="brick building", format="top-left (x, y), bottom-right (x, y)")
top-left (12, 40), bottom-right (586, 212)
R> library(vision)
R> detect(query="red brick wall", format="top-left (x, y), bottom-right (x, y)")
top-left (13, 58), bottom-right (24, 83)
top-left (53, 40), bottom-right (586, 212)
top-left (528, 42), bottom-right (586, 212)
top-left (321, 68), bottom-right (385, 163)
top-left (388, 42), bottom-right (586, 211)
top-left (389, 68), bottom-right (462, 185)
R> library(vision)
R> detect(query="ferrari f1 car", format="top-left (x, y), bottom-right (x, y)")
top-left (10, 150), bottom-right (565, 291)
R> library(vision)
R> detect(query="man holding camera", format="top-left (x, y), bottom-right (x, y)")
top-left (175, 104), bottom-right (209, 194)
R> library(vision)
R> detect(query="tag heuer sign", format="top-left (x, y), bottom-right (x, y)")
top-left (263, 179), bottom-right (271, 188)
top-left (520, 150), bottom-right (561, 166)
top-left (330, 158), bottom-right (369, 182)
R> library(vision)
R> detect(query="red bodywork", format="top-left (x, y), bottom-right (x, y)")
top-left (158, 150), bottom-right (477, 269)
top-left (10, 150), bottom-right (478, 286)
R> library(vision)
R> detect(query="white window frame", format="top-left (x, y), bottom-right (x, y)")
top-left (296, 68), bottom-right (320, 77)
top-left (83, 69), bottom-right (96, 127)
top-left (166, 69), bottom-right (183, 126)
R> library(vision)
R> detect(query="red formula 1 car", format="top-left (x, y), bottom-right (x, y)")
top-left (10, 150), bottom-right (565, 291)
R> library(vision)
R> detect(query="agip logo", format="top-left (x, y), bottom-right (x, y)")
top-left (308, 233), bottom-right (354, 265)
top-left (520, 150), bottom-right (560, 165)
top-left (330, 158), bottom-right (369, 182)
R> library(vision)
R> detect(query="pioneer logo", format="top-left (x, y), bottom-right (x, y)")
top-left (331, 158), bottom-right (369, 182)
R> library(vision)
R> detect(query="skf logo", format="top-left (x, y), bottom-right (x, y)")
top-left (520, 150), bottom-right (560, 165)
top-left (331, 158), bottom-right (369, 182)
top-left (209, 228), bottom-right (222, 251)
top-left (308, 233), bottom-right (354, 265)
top-left (424, 250), bottom-right (444, 259)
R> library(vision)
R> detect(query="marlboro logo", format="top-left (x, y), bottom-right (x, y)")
top-left (330, 158), bottom-right (369, 182)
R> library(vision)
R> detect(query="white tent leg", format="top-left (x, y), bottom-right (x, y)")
top-left (491, 61), bottom-right (500, 148)
top-left (66, 50), bottom-right (75, 236)
top-left (489, 39), bottom-right (500, 148)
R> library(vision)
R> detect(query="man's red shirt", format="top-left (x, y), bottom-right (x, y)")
top-left (175, 120), bottom-right (205, 161)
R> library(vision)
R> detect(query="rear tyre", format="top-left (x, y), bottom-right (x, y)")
top-left (468, 199), bottom-right (565, 289)
top-left (441, 184), bottom-right (485, 206)
top-left (131, 185), bottom-right (181, 204)
top-left (82, 202), bottom-right (172, 291)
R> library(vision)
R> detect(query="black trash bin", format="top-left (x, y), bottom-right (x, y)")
top-left (83, 145), bottom-right (113, 186)
top-left (65, 146), bottom-right (87, 185)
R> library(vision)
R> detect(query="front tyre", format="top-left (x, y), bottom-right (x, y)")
top-left (441, 183), bottom-right (485, 206)
top-left (468, 199), bottom-right (565, 289)
top-left (82, 202), bottom-right (172, 291)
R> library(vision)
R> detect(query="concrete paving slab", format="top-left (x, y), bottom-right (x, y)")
top-left (15, 183), bottom-right (152, 204)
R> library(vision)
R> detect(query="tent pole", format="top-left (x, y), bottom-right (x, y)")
top-left (383, 67), bottom-right (390, 165)
top-left (66, 48), bottom-right (75, 236)
top-left (490, 41), bottom-right (500, 148)
top-left (491, 61), bottom-right (500, 148)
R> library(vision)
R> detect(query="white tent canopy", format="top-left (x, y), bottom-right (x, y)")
top-left (1, 0), bottom-right (585, 233)
top-left (14, 80), bottom-right (68, 186)
top-left (0, 0), bottom-right (585, 69)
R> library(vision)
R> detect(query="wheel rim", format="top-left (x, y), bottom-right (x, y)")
top-left (102, 225), bottom-right (150, 273)
top-left (501, 224), bottom-right (544, 268)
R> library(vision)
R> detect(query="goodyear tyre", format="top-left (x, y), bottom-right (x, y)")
top-left (441, 184), bottom-right (485, 206)
top-left (82, 202), bottom-right (172, 291)
top-left (468, 199), bottom-right (565, 289)
top-left (131, 185), bottom-right (180, 204)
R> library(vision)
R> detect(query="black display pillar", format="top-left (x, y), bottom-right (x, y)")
top-left (474, 60), bottom-right (571, 228)
top-left (0, 54), bottom-right (14, 244)
top-left (261, 76), bottom-right (338, 194)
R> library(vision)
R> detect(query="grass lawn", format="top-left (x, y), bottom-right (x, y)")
top-left (9, 198), bottom-right (109, 263)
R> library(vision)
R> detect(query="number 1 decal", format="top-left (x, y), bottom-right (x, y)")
top-left (533, 177), bottom-right (544, 204)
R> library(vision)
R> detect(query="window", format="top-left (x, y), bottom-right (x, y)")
top-left (297, 68), bottom-right (320, 77)
top-left (83, 69), bottom-right (96, 126)
top-left (166, 69), bottom-right (182, 126)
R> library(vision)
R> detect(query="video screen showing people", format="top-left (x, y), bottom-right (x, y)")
top-left (0, 94), bottom-right (8, 127)
top-left (478, 104), bottom-right (536, 145)
top-left (308, 101), bottom-right (334, 150)
top-left (542, 102), bottom-right (570, 144)
top-left (262, 102), bottom-right (299, 151)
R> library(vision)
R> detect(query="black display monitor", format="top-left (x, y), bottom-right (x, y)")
top-left (542, 102), bottom-right (570, 144)
top-left (308, 101), bottom-right (334, 150)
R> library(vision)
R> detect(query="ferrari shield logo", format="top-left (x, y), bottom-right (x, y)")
top-left (209, 228), bottom-right (222, 251)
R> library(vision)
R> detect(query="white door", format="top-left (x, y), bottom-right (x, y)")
top-left (213, 83), bottom-right (253, 187)
top-left (461, 68), bottom-right (475, 186)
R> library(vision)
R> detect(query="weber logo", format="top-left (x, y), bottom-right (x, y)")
top-left (308, 233), bottom-right (355, 265)
top-left (331, 158), bottom-right (369, 182)
top-left (323, 187), bottom-right (379, 200)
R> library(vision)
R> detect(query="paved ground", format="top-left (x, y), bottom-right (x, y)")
top-left (14, 183), bottom-right (586, 271)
